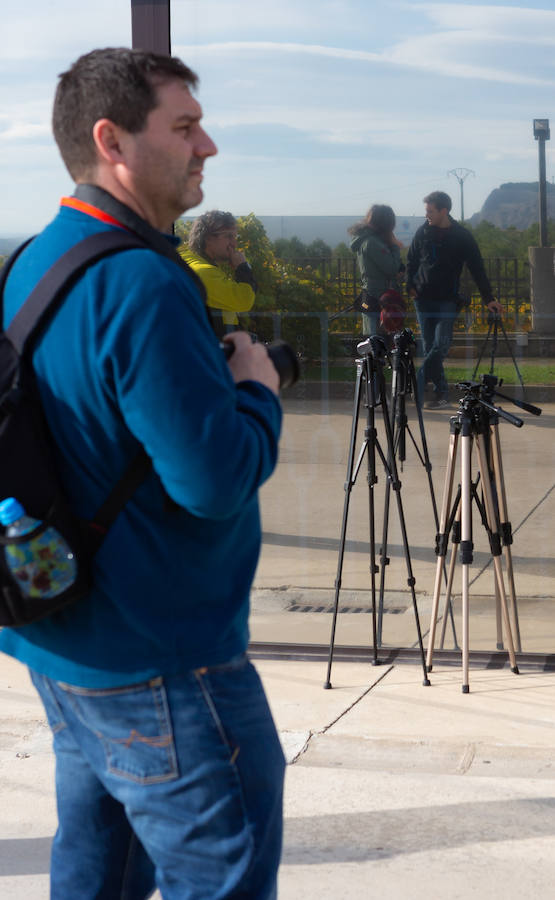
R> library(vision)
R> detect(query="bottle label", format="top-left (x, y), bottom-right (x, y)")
top-left (5, 527), bottom-right (76, 599)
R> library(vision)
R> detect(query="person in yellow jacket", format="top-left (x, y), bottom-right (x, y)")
top-left (183, 210), bottom-right (256, 333)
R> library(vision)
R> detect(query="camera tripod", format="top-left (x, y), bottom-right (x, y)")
top-left (376, 329), bottom-right (458, 649)
top-left (472, 311), bottom-right (525, 390)
top-left (324, 336), bottom-right (431, 689)
top-left (426, 375), bottom-right (541, 692)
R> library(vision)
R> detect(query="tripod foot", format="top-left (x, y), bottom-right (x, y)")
top-left (323, 681), bottom-right (332, 690)
top-left (427, 664), bottom-right (433, 673)
top-left (462, 684), bottom-right (470, 694)
top-left (512, 666), bottom-right (520, 675)
top-left (422, 677), bottom-right (431, 687)
top-left (371, 659), bottom-right (381, 667)
top-left (496, 642), bottom-right (504, 650)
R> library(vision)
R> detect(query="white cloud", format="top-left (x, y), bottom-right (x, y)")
top-left (176, 38), bottom-right (553, 87)
top-left (418, 2), bottom-right (555, 34)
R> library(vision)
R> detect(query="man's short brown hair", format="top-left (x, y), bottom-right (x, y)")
top-left (423, 191), bottom-right (452, 212)
top-left (53, 47), bottom-right (198, 180)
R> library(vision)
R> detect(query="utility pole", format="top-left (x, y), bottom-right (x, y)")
top-left (131, 0), bottom-right (171, 54)
top-left (447, 168), bottom-right (475, 222)
top-left (533, 119), bottom-right (550, 248)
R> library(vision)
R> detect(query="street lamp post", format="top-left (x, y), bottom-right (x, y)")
top-left (533, 119), bottom-right (550, 248)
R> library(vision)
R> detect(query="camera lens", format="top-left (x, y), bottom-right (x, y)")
top-left (220, 338), bottom-right (300, 390)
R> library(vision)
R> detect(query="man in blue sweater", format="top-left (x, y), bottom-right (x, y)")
top-left (0, 48), bottom-right (284, 899)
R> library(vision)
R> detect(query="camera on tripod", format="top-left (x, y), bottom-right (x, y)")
top-left (392, 327), bottom-right (416, 354)
top-left (356, 334), bottom-right (388, 361)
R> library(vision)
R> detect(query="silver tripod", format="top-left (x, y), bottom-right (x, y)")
top-left (426, 376), bottom-right (541, 692)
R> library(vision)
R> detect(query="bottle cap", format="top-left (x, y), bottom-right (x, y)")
top-left (0, 497), bottom-right (25, 526)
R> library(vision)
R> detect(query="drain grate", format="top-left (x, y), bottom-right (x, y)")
top-left (288, 605), bottom-right (406, 614)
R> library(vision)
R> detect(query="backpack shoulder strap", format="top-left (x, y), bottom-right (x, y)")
top-left (3, 229), bottom-right (153, 543)
top-left (0, 237), bottom-right (35, 328)
top-left (6, 230), bottom-right (148, 356)
top-left (86, 449), bottom-right (152, 553)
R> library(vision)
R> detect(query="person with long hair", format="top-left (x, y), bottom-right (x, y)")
top-left (349, 204), bottom-right (404, 335)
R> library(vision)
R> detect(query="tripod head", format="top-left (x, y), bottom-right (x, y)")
top-left (357, 334), bottom-right (389, 364)
top-left (487, 310), bottom-right (502, 326)
top-left (392, 328), bottom-right (416, 354)
top-left (456, 373), bottom-right (542, 427)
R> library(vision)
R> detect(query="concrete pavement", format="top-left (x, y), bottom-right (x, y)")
top-left (0, 395), bottom-right (554, 897)
top-left (252, 398), bottom-right (555, 656)
top-left (3, 653), bottom-right (555, 898)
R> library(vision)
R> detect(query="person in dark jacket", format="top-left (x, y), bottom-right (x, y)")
top-left (407, 191), bottom-right (503, 408)
top-left (349, 204), bottom-right (404, 335)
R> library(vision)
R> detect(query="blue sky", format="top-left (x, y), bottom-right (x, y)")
top-left (1, 0), bottom-right (554, 235)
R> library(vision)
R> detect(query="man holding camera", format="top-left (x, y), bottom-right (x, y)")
top-left (183, 210), bottom-right (257, 334)
top-left (0, 48), bottom-right (284, 899)
top-left (407, 190), bottom-right (503, 408)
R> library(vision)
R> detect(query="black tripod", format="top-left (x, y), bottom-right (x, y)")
top-left (426, 375), bottom-right (541, 692)
top-left (472, 311), bottom-right (525, 389)
top-left (324, 336), bottom-right (431, 689)
top-left (376, 329), bottom-right (458, 649)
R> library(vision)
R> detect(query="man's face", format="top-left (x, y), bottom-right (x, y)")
top-left (204, 228), bottom-right (237, 263)
top-left (425, 202), bottom-right (449, 227)
top-left (119, 79), bottom-right (217, 230)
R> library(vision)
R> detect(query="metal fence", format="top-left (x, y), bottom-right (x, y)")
top-left (279, 257), bottom-right (531, 329)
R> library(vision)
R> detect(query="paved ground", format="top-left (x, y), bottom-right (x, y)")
top-left (252, 397), bottom-right (555, 657)
top-left (0, 389), bottom-right (553, 897)
top-left (3, 654), bottom-right (555, 898)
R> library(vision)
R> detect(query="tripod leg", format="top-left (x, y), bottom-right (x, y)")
top-left (325, 362), bottom-right (364, 689)
top-left (364, 359), bottom-right (381, 667)
top-left (472, 322), bottom-right (493, 380)
top-left (475, 433), bottom-right (519, 675)
top-left (426, 426), bottom-right (460, 672)
top-left (375, 373), bottom-right (430, 686)
top-left (490, 423), bottom-right (522, 651)
top-left (377, 467), bottom-right (392, 648)
top-left (439, 496), bottom-right (461, 649)
top-left (489, 319), bottom-right (498, 376)
top-left (498, 317), bottom-right (526, 389)
top-left (460, 428), bottom-right (473, 693)
top-left (377, 368), bottom-right (403, 647)
top-left (410, 358), bottom-right (458, 649)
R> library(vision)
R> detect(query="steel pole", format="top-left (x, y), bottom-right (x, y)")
top-left (131, 0), bottom-right (171, 55)
top-left (538, 138), bottom-right (548, 248)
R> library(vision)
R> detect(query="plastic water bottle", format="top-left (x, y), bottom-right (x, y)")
top-left (0, 497), bottom-right (77, 599)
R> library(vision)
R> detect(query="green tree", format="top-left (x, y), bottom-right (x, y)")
top-left (332, 242), bottom-right (353, 259)
top-left (306, 238), bottom-right (332, 258)
top-left (272, 236), bottom-right (308, 259)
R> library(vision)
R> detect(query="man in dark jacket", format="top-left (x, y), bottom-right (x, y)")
top-left (407, 191), bottom-right (503, 408)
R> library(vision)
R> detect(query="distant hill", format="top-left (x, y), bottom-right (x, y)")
top-left (469, 182), bottom-right (555, 229)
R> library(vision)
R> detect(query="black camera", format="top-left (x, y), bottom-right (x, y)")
top-left (356, 335), bottom-right (388, 361)
top-left (221, 338), bottom-right (300, 390)
top-left (392, 328), bottom-right (416, 353)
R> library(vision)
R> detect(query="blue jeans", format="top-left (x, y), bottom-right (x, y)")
top-left (415, 302), bottom-right (458, 400)
top-left (30, 654), bottom-right (285, 900)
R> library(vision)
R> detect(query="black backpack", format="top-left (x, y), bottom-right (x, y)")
top-left (0, 230), bottom-right (153, 626)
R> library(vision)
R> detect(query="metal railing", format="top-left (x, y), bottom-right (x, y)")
top-left (278, 256), bottom-right (531, 329)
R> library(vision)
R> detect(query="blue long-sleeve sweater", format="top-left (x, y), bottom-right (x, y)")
top-left (0, 203), bottom-right (281, 687)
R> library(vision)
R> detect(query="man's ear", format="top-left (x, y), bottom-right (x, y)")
top-left (92, 119), bottom-right (125, 165)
